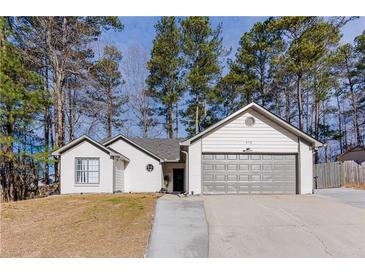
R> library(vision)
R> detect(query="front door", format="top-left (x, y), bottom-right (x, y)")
top-left (173, 169), bottom-right (184, 192)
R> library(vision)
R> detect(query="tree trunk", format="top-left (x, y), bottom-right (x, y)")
top-left (314, 100), bottom-right (320, 164)
top-left (349, 82), bottom-right (361, 145)
top-left (345, 56), bottom-right (362, 146)
top-left (68, 88), bottom-right (76, 141)
top-left (343, 113), bottom-right (349, 150)
top-left (305, 88), bottom-right (310, 133)
top-left (60, 81), bottom-right (66, 146)
top-left (107, 86), bottom-right (113, 138)
top-left (274, 84), bottom-right (280, 117)
top-left (168, 102), bottom-right (174, 139)
top-left (322, 101), bottom-right (329, 162)
top-left (43, 66), bottom-right (50, 185)
top-left (260, 70), bottom-right (265, 107)
top-left (142, 107), bottom-right (148, 138)
top-left (335, 92), bottom-right (344, 154)
top-left (5, 111), bottom-right (15, 201)
top-left (314, 98), bottom-right (320, 141)
top-left (59, 17), bottom-right (67, 147)
top-left (296, 74), bottom-right (303, 130)
top-left (47, 16), bottom-right (68, 183)
top-left (195, 99), bottom-right (199, 135)
top-left (285, 87), bottom-right (291, 123)
top-left (175, 103), bottom-right (179, 138)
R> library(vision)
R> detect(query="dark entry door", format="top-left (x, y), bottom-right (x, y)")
top-left (173, 169), bottom-right (184, 192)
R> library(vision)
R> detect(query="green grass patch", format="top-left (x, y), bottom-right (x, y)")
top-left (126, 201), bottom-right (144, 210)
top-left (104, 197), bottom-right (127, 204)
top-left (103, 197), bottom-right (144, 210)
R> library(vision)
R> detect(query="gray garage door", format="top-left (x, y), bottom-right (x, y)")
top-left (202, 154), bottom-right (296, 194)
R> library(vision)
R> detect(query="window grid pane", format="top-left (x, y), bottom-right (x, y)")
top-left (76, 158), bottom-right (99, 184)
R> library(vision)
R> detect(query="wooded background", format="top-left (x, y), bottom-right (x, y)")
top-left (1, 16), bottom-right (364, 201)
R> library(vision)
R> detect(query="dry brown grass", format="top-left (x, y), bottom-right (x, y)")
top-left (343, 184), bottom-right (365, 190)
top-left (0, 193), bottom-right (159, 258)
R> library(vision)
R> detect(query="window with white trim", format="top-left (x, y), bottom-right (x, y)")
top-left (75, 158), bottom-right (100, 184)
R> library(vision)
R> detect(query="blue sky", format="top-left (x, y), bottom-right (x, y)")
top-left (99, 17), bottom-right (365, 138)
top-left (108, 16), bottom-right (365, 61)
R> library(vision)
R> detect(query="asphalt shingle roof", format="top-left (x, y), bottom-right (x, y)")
top-left (130, 138), bottom-right (182, 161)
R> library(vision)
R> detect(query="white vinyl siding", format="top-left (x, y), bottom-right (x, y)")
top-left (188, 139), bottom-right (202, 194)
top-left (114, 159), bottom-right (124, 192)
top-left (299, 139), bottom-right (314, 194)
top-left (75, 158), bottom-right (100, 184)
top-left (60, 141), bottom-right (114, 194)
top-left (108, 139), bottom-right (162, 192)
top-left (202, 109), bottom-right (298, 153)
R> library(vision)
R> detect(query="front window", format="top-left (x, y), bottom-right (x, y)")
top-left (76, 158), bottom-right (100, 184)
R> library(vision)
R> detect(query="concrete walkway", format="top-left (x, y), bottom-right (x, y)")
top-left (314, 188), bottom-right (365, 209)
top-left (146, 194), bottom-right (209, 258)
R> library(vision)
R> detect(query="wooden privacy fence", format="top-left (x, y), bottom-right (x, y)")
top-left (314, 162), bottom-right (344, 188)
top-left (342, 161), bottom-right (365, 186)
top-left (314, 161), bottom-right (365, 189)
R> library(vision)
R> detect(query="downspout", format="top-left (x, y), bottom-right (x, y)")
top-left (181, 150), bottom-right (189, 194)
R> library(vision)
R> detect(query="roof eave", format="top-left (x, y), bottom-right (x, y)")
top-left (181, 102), bottom-right (323, 148)
top-left (162, 158), bottom-right (181, 163)
top-left (51, 135), bottom-right (92, 156)
top-left (51, 135), bottom-right (131, 160)
top-left (103, 134), bottom-right (164, 162)
top-left (110, 153), bottom-right (130, 162)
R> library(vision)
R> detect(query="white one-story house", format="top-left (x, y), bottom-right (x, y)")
top-left (52, 102), bottom-right (322, 195)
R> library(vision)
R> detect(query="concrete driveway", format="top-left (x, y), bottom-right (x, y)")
top-left (203, 195), bottom-right (365, 257)
top-left (314, 188), bottom-right (365, 209)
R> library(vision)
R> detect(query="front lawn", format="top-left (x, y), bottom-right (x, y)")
top-left (0, 193), bottom-right (159, 257)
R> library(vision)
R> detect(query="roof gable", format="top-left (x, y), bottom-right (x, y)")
top-left (52, 135), bottom-right (129, 162)
top-left (181, 102), bottom-right (323, 147)
top-left (103, 134), bottom-right (163, 161)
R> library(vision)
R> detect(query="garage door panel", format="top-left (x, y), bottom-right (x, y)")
top-left (227, 164), bottom-right (238, 170)
top-left (239, 155), bottom-right (249, 160)
top-left (238, 174), bottom-right (249, 181)
top-left (215, 174), bottom-right (225, 181)
top-left (227, 154), bottom-right (238, 160)
top-left (226, 184), bottom-right (238, 193)
top-left (202, 182), bottom-right (226, 194)
top-left (202, 154), bottom-right (214, 160)
top-left (227, 174), bottom-right (238, 181)
top-left (203, 163), bottom-right (214, 170)
top-left (215, 154), bottom-right (226, 160)
top-left (202, 153), bottom-right (296, 194)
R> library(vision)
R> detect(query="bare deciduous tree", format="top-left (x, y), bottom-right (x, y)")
top-left (122, 45), bottom-right (159, 137)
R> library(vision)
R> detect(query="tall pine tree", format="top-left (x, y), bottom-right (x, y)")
top-left (273, 17), bottom-right (340, 130)
top-left (180, 17), bottom-right (225, 136)
top-left (147, 17), bottom-right (183, 138)
top-left (0, 17), bottom-right (43, 201)
top-left (89, 45), bottom-right (127, 138)
top-left (230, 18), bottom-right (283, 108)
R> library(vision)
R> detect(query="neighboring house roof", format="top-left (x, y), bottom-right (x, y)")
top-left (130, 138), bottom-right (182, 161)
top-left (103, 134), bottom-right (181, 162)
top-left (337, 145), bottom-right (365, 164)
top-left (52, 135), bottom-right (130, 162)
top-left (180, 102), bottom-right (323, 147)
